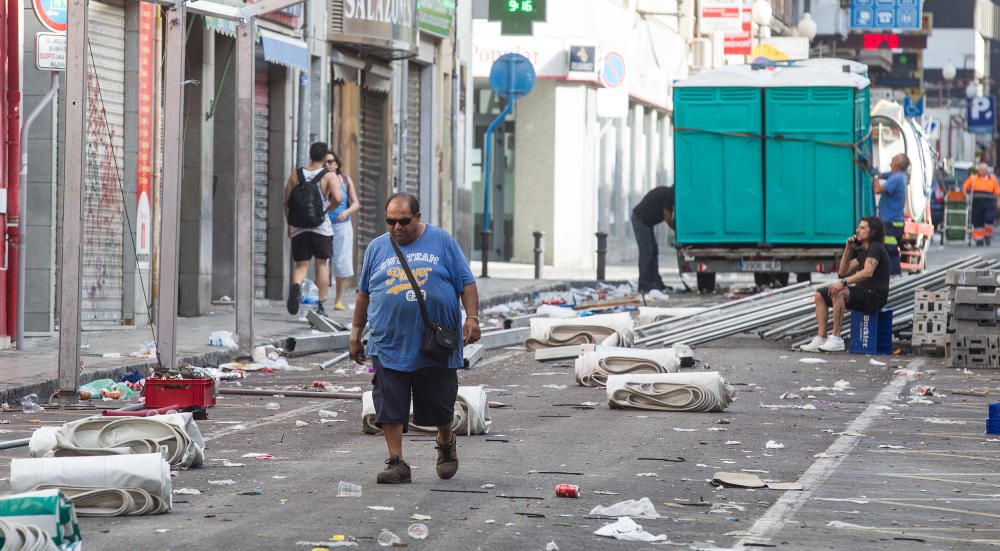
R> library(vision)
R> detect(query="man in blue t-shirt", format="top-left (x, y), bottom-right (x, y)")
top-left (349, 192), bottom-right (480, 484)
top-left (874, 153), bottom-right (908, 275)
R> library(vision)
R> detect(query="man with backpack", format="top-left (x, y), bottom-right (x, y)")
top-left (284, 142), bottom-right (342, 316)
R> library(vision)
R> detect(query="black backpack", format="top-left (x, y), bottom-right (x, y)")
top-left (287, 167), bottom-right (328, 228)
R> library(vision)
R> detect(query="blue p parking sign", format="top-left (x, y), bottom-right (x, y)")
top-left (968, 96), bottom-right (996, 134)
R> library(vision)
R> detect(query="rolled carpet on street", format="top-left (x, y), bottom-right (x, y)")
top-left (575, 345), bottom-right (680, 387)
top-left (10, 453), bottom-right (173, 516)
top-left (362, 386), bottom-right (493, 436)
top-left (524, 313), bottom-right (635, 349)
top-left (606, 372), bottom-right (736, 412)
top-left (0, 489), bottom-right (81, 550)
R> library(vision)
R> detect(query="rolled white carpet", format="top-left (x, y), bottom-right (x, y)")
top-left (606, 372), bottom-right (736, 412)
top-left (636, 307), bottom-right (708, 327)
top-left (362, 386), bottom-right (492, 436)
top-left (28, 413), bottom-right (205, 469)
top-left (575, 346), bottom-right (680, 387)
top-left (10, 453), bottom-right (172, 517)
top-left (525, 313), bottom-right (634, 350)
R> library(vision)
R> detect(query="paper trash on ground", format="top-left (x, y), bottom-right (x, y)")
top-left (593, 517), bottom-right (667, 542)
top-left (589, 497), bottom-right (660, 519)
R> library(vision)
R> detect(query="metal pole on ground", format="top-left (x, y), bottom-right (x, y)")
top-left (595, 231), bottom-right (608, 281)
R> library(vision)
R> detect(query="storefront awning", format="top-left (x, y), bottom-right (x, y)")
top-left (260, 29), bottom-right (309, 71)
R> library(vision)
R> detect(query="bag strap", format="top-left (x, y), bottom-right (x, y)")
top-left (389, 237), bottom-right (431, 327)
top-left (296, 167), bottom-right (328, 186)
top-left (296, 167), bottom-right (307, 187)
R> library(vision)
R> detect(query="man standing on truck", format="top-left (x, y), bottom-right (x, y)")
top-left (631, 186), bottom-right (675, 294)
top-left (963, 163), bottom-right (1000, 246)
top-left (873, 153), bottom-right (908, 275)
top-left (801, 217), bottom-right (890, 353)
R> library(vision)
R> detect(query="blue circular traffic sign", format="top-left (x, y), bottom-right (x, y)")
top-left (601, 52), bottom-right (626, 88)
top-left (489, 53), bottom-right (536, 100)
top-left (33, 0), bottom-right (67, 33)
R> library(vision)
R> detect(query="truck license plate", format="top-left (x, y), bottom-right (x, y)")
top-left (740, 260), bottom-right (781, 271)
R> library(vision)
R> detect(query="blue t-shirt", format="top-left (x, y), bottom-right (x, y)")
top-left (328, 178), bottom-right (351, 224)
top-left (359, 225), bottom-right (475, 371)
top-left (878, 171), bottom-right (906, 223)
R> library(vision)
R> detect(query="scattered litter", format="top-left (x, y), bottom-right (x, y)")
top-left (368, 506), bottom-right (394, 511)
top-left (833, 380), bottom-right (852, 390)
top-left (241, 453), bottom-right (274, 459)
top-left (635, 473), bottom-right (658, 477)
top-left (827, 520), bottom-right (866, 529)
top-left (208, 330), bottom-right (238, 350)
top-left (908, 397), bottom-right (933, 405)
top-left (377, 530), bottom-right (402, 547)
top-left (173, 488), bottom-right (201, 495)
top-left (543, 384), bottom-right (568, 390)
top-left (725, 441), bottom-right (742, 445)
top-left (593, 517), bottom-right (667, 542)
top-left (799, 358), bottom-right (827, 364)
top-left (780, 393), bottom-right (801, 400)
top-left (220, 461), bottom-right (245, 467)
top-left (813, 498), bottom-right (869, 504)
top-left (673, 428), bottom-right (698, 432)
top-left (707, 427), bottom-right (728, 431)
top-left (295, 420), bottom-right (309, 427)
top-left (294, 541), bottom-right (357, 548)
top-left (337, 481), bottom-right (362, 497)
top-left (589, 497), bottom-right (659, 518)
top-left (767, 482), bottom-right (804, 491)
top-left (410, 514), bottom-right (432, 521)
top-left (208, 480), bottom-right (235, 485)
top-left (264, 403), bottom-right (281, 411)
top-left (921, 418), bottom-right (965, 425)
top-left (712, 472), bottom-right (764, 489)
top-left (237, 488), bottom-right (262, 496)
top-left (912, 385), bottom-right (935, 396)
top-left (593, 490), bottom-right (619, 495)
top-left (273, 476), bottom-right (287, 479)
top-left (319, 410), bottom-right (339, 418)
top-left (407, 523), bottom-right (429, 540)
top-left (878, 445), bottom-right (905, 449)
top-left (545, 542), bottom-right (559, 551)
top-left (765, 440), bottom-right (784, 449)
top-left (480, 484), bottom-right (495, 489)
top-left (156, 529), bottom-right (171, 533)
top-left (709, 502), bottom-right (746, 514)
top-left (893, 369), bottom-right (922, 382)
top-left (869, 359), bottom-right (886, 366)
top-left (760, 403), bottom-right (816, 410)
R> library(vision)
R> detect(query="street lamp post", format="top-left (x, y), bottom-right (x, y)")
top-left (942, 61), bottom-right (957, 108)
top-left (752, 0), bottom-right (772, 51)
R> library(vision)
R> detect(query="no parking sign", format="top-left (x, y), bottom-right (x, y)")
top-left (33, 0), bottom-right (67, 32)
top-left (600, 52), bottom-right (626, 88)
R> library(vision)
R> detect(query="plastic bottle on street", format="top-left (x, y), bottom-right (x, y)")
top-left (20, 393), bottom-right (43, 413)
top-left (264, 402), bottom-right (280, 410)
top-left (301, 279), bottom-right (319, 305)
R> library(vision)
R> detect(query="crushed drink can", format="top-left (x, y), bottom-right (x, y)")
top-left (555, 484), bottom-right (579, 498)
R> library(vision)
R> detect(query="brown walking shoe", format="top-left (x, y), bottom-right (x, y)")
top-left (435, 435), bottom-right (458, 479)
top-left (376, 456), bottom-right (411, 484)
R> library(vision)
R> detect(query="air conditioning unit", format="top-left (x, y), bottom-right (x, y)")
top-left (690, 38), bottom-right (712, 72)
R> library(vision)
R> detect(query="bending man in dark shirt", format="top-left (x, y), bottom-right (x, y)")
top-left (801, 217), bottom-right (890, 353)
top-left (631, 186), bottom-right (675, 294)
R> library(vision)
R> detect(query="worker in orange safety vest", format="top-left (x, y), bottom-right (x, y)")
top-left (963, 163), bottom-right (1000, 246)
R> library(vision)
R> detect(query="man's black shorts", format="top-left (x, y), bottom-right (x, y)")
top-left (291, 232), bottom-right (332, 262)
top-left (371, 356), bottom-right (458, 433)
top-left (818, 285), bottom-right (883, 314)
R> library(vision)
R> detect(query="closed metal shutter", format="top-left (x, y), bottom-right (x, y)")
top-left (254, 49), bottom-right (270, 298)
top-left (357, 89), bottom-right (387, 260)
top-left (404, 66), bottom-right (422, 197)
top-left (82, 1), bottom-right (126, 325)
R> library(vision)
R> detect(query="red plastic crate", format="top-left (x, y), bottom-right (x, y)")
top-left (144, 378), bottom-right (216, 409)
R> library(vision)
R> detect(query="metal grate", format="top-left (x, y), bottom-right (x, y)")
top-left (328, 0), bottom-right (344, 34)
top-left (357, 89), bottom-right (387, 261)
top-left (404, 67), bottom-right (422, 198)
top-left (254, 49), bottom-right (270, 299)
top-left (82, 0), bottom-right (126, 325)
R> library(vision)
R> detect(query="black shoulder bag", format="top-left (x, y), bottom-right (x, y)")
top-left (389, 237), bottom-right (460, 362)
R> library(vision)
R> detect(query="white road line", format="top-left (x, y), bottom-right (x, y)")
top-left (203, 403), bottom-right (329, 442)
top-left (736, 358), bottom-right (924, 548)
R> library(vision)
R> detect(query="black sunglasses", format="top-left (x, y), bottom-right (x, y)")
top-left (386, 217), bottom-right (413, 227)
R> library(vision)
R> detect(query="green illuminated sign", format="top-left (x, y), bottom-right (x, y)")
top-left (489, 0), bottom-right (546, 35)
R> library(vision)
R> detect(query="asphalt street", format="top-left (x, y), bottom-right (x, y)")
top-left (1, 243), bottom-right (998, 550)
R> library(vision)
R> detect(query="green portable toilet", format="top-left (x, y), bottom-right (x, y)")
top-left (763, 66), bottom-right (871, 244)
top-left (673, 67), bottom-right (771, 244)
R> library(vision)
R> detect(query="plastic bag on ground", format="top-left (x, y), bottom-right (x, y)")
top-left (593, 517), bottom-right (667, 542)
top-left (208, 330), bottom-right (238, 350)
top-left (589, 497), bottom-right (660, 519)
top-left (300, 279), bottom-right (319, 305)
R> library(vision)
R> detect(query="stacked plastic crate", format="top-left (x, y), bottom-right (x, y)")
top-left (912, 289), bottom-right (950, 355)
top-left (945, 269), bottom-right (1000, 369)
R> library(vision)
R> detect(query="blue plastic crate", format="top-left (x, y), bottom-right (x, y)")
top-left (988, 403), bottom-right (1000, 435)
top-left (849, 308), bottom-right (893, 355)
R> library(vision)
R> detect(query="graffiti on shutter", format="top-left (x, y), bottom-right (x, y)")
top-left (254, 49), bottom-right (270, 298)
top-left (82, 1), bottom-right (126, 325)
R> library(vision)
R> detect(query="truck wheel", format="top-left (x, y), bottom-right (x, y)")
top-left (775, 272), bottom-right (790, 287)
top-left (754, 273), bottom-right (771, 288)
top-left (796, 272), bottom-right (812, 283)
top-left (754, 272), bottom-right (789, 288)
top-left (696, 272), bottom-right (716, 294)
